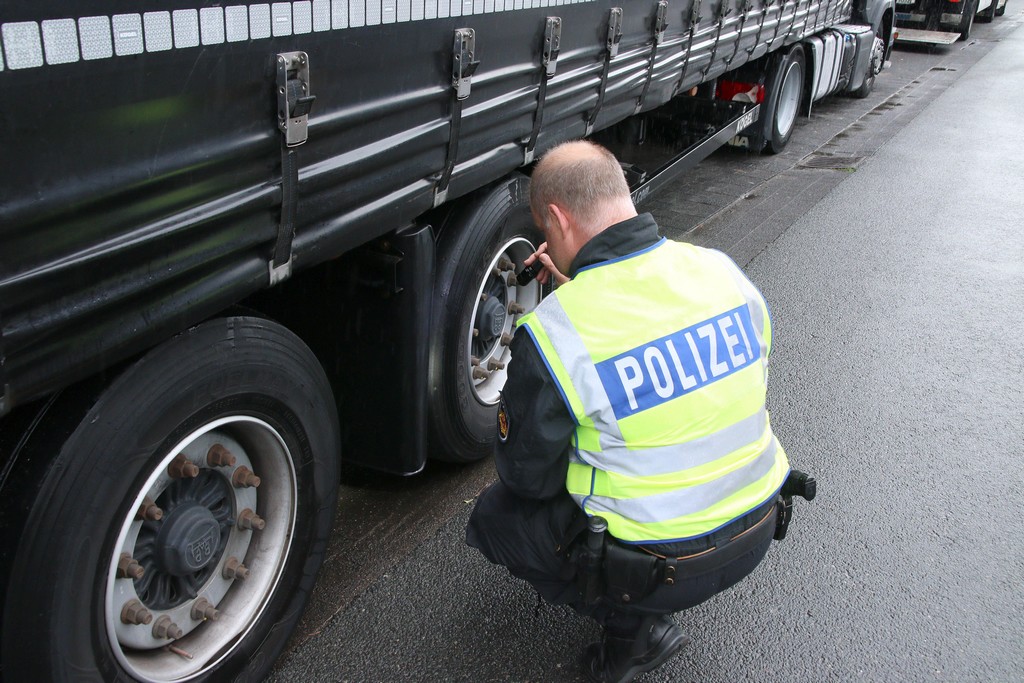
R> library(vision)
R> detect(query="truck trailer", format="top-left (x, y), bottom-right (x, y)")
top-left (0, 0), bottom-right (892, 679)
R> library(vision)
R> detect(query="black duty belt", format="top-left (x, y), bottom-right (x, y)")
top-left (599, 504), bottom-right (778, 606)
top-left (641, 504), bottom-right (777, 583)
top-left (575, 470), bottom-right (816, 607)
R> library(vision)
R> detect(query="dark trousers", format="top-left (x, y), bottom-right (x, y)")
top-left (466, 481), bottom-right (774, 631)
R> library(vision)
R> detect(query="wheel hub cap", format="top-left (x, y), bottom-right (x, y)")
top-left (476, 296), bottom-right (506, 342)
top-left (157, 502), bottom-right (222, 577)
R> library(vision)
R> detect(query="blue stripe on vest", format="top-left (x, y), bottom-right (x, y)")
top-left (595, 304), bottom-right (761, 420)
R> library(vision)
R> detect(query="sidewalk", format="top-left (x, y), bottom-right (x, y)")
top-left (739, 17), bottom-right (1024, 681)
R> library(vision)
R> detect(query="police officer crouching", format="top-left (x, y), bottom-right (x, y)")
top-left (466, 140), bottom-right (814, 683)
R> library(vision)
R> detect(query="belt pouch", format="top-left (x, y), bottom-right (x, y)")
top-left (603, 543), bottom-right (660, 605)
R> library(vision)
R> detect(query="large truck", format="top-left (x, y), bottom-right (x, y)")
top-left (0, 0), bottom-right (892, 680)
top-left (895, 0), bottom-right (1005, 44)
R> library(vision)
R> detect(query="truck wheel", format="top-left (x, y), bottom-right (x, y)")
top-left (762, 46), bottom-right (806, 154)
top-left (429, 175), bottom-right (544, 462)
top-left (1, 317), bottom-right (339, 682)
top-left (959, 0), bottom-right (978, 39)
top-left (995, 0), bottom-right (1005, 17)
top-left (979, 0), bottom-right (997, 21)
top-left (852, 36), bottom-right (886, 99)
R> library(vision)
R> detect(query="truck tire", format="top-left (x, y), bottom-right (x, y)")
top-left (1, 317), bottom-right (339, 682)
top-left (979, 0), bottom-right (997, 21)
top-left (852, 35), bottom-right (886, 99)
top-left (996, 0), bottom-right (1005, 17)
top-left (762, 46), bottom-right (806, 154)
top-left (428, 175), bottom-right (544, 462)
top-left (959, 0), bottom-right (978, 39)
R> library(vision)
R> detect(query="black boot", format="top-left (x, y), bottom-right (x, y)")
top-left (581, 615), bottom-right (689, 683)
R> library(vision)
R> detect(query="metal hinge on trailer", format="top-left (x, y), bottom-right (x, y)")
top-left (586, 8), bottom-right (623, 136)
top-left (543, 16), bottom-right (562, 77)
top-left (276, 51), bottom-right (316, 147)
top-left (655, 0), bottom-right (670, 44)
top-left (690, 0), bottom-right (703, 29)
top-left (747, 0), bottom-right (776, 56)
top-left (726, 0), bottom-right (753, 66)
top-left (677, 0), bottom-right (703, 92)
top-left (701, 0), bottom-right (733, 78)
top-left (271, 51), bottom-right (317, 285)
top-left (435, 29), bottom-right (480, 207)
top-left (524, 17), bottom-right (562, 165)
top-left (452, 28), bottom-right (479, 102)
top-left (635, 1), bottom-right (669, 115)
top-left (607, 8), bottom-right (624, 57)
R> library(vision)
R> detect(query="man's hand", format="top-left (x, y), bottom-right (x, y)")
top-left (524, 242), bottom-right (569, 287)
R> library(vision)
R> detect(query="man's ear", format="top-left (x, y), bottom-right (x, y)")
top-left (547, 203), bottom-right (573, 241)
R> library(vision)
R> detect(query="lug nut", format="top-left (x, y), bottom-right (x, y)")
top-left (471, 356), bottom-right (480, 366)
top-left (237, 508), bottom-right (266, 531)
top-left (498, 257), bottom-right (514, 272)
top-left (117, 553), bottom-right (145, 580)
top-left (479, 293), bottom-right (489, 302)
top-left (231, 466), bottom-right (261, 488)
top-left (152, 615), bottom-right (184, 640)
top-left (472, 328), bottom-right (479, 338)
top-left (506, 273), bottom-right (518, 287)
top-left (492, 267), bottom-right (503, 279)
top-left (487, 360), bottom-right (506, 371)
top-left (207, 444), bottom-right (237, 468)
top-left (121, 599), bottom-right (153, 626)
top-left (168, 454), bottom-right (199, 479)
top-left (508, 302), bottom-right (526, 315)
top-left (136, 496), bottom-right (164, 522)
top-left (472, 367), bottom-right (488, 380)
top-left (223, 557), bottom-right (250, 581)
top-left (191, 597), bottom-right (221, 622)
top-left (500, 333), bottom-right (514, 347)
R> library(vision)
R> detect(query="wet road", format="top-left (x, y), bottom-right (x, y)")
top-left (272, 14), bottom-right (1024, 682)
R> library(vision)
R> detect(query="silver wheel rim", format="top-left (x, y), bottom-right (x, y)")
top-left (870, 36), bottom-right (885, 76)
top-left (777, 60), bottom-right (802, 138)
top-left (466, 237), bottom-right (543, 405)
top-left (104, 416), bottom-right (297, 682)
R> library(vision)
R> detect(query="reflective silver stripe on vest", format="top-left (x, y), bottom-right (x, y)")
top-left (578, 406), bottom-right (769, 477)
top-left (574, 437), bottom-right (780, 524)
top-left (708, 249), bottom-right (768, 370)
top-left (533, 294), bottom-right (626, 448)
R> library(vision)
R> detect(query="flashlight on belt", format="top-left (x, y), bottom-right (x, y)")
top-left (516, 262), bottom-right (542, 286)
top-left (581, 515), bottom-right (608, 605)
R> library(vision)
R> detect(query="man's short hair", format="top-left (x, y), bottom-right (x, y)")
top-left (530, 141), bottom-right (631, 231)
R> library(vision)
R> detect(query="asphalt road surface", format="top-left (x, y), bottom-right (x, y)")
top-left (271, 14), bottom-right (1024, 682)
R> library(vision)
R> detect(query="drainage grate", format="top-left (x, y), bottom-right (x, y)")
top-left (800, 155), bottom-right (864, 169)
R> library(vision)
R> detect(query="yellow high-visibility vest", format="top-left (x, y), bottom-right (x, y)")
top-left (518, 238), bottom-right (789, 543)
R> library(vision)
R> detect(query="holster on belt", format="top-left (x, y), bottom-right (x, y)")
top-left (603, 543), bottom-right (661, 605)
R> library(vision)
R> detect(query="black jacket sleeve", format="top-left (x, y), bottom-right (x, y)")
top-left (493, 329), bottom-right (576, 500)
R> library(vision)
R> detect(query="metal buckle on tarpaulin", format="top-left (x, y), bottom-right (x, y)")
top-left (435, 28), bottom-right (480, 207)
top-left (586, 8), bottom-right (623, 136)
top-left (272, 51), bottom-right (317, 286)
top-left (635, 1), bottom-right (670, 115)
top-left (524, 17), bottom-right (562, 165)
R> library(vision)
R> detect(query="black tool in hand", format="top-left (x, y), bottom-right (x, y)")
top-left (516, 261), bottom-right (542, 286)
